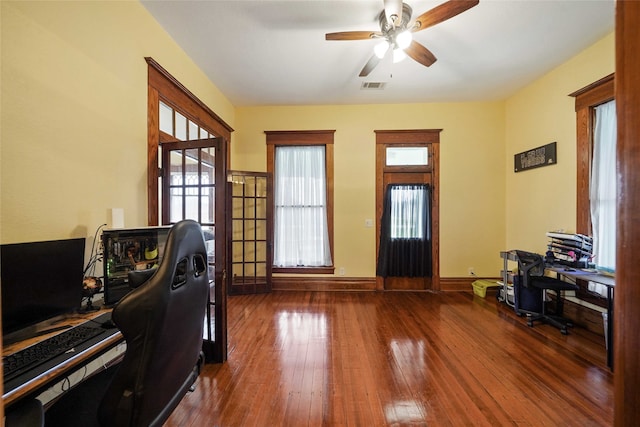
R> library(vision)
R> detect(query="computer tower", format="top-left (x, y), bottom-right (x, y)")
top-left (102, 226), bottom-right (171, 305)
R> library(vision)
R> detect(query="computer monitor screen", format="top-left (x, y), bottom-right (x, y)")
top-left (1, 237), bottom-right (86, 340)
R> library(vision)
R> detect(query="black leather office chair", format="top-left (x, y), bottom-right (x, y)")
top-left (45, 220), bottom-right (209, 427)
top-left (515, 250), bottom-right (580, 335)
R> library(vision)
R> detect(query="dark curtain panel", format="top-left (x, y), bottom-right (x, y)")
top-left (376, 184), bottom-right (432, 278)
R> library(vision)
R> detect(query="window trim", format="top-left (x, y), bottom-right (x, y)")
top-left (266, 130), bottom-right (335, 274)
top-left (570, 73), bottom-right (614, 306)
top-left (570, 73), bottom-right (614, 235)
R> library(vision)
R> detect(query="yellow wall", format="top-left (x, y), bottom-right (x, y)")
top-left (504, 33), bottom-right (615, 254)
top-left (0, 1), bottom-right (614, 280)
top-left (233, 102), bottom-right (506, 278)
top-left (0, 1), bottom-right (234, 244)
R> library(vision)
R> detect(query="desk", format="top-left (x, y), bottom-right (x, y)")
top-left (2, 309), bottom-right (124, 409)
top-left (548, 267), bottom-right (615, 369)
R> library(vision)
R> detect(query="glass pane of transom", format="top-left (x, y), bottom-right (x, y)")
top-left (175, 111), bottom-right (187, 141)
top-left (188, 120), bottom-right (199, 141)
top-left (159, 102), bottom-right (173, 135)
top-left (386, 147), bottom-right (429, 166)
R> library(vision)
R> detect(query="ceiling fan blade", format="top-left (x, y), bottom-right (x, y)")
top-left (412, 0), bottom-right (479, 33)
top-left (405, 41), bottom-right (437, 67)
top-left (359, 54), bottom-right (382, 77)
top-left (326, 31), bottom-right (380, 41)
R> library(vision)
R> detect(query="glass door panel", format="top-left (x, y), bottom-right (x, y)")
top-left (161, 137), bottom-right (224, 362)
top-left (227, 171), bottom-right (272, 295)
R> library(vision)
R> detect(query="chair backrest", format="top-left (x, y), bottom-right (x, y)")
top-left (515, 250), bottom-right (545, 288)
top-left (98, 220), bottom-right (209, 427)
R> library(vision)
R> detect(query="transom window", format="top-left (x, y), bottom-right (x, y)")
top-left (159, 101), bottom-right (214, 141)
top-left (386, 146), bottom-right (429, 166)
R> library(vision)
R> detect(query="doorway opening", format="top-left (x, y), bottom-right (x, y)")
top-left (375, 130), bottom-right (441, 291)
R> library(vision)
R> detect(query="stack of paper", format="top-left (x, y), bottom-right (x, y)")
top-left (546, 232), bottom-right (593, 267)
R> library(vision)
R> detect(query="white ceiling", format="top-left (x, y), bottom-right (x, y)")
top-left (141, 0), bottom-right (615, 107)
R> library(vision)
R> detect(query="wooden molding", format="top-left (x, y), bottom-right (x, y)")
top-left (615, 1), bottom-right (640, 423)
top-left (271, 276), bottom-right (502, 293)
top-left (272, 277), bottom-right (376, 291)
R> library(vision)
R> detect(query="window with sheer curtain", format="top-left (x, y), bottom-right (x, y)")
top-left (389, 185), bottom-right (427, 239)
top-left (376, 184), bottom-right (432, 278)
top-left (589, 100), bottom-right (616, 296)
top-left (273, 145), bottom-right (332, 268)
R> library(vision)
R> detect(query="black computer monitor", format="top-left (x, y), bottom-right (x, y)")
top-left (1, 237), bottom-right (86, 343)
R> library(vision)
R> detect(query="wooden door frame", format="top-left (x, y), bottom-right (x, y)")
top-left (615, 1), bottom-right (640, 423)
top-left (146, 57), bottom-right (233, 362)
top-left (375, 129), bottom-right (441, 291)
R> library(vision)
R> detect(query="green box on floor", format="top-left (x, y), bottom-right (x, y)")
top-left (472, 280), bottom-right (500, 298)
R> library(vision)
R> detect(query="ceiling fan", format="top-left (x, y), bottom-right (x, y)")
top-left (325, 0), bottom-right (479, 77)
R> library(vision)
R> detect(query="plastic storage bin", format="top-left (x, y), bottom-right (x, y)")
top-left (472, 280), bottom-right (500, 298)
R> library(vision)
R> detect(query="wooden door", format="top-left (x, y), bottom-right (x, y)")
top-left (161, 137), bottom-right (227, 362)
top-left (375, 130), bottom-right (441, 291)
top-left (381, 172), bottom-right (433, 290)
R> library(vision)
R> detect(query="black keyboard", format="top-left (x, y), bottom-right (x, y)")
top-left (3, 325), bottom-right (104, 382)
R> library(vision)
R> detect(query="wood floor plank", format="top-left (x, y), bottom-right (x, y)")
top-left (166, 291), bottom-right (613, 426)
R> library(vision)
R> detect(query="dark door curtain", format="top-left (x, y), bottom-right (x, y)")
top-left (376, 184), bottom-right (432, 278)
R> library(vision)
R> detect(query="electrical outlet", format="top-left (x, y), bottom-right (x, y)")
top-left (468, 267), bottom-right (475, 276)
top-left (339, 267), bottom-right (346, 276)
top-left (364, 219), bottom-right (373, 228)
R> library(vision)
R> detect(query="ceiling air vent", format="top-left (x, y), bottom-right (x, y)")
top-left (361, 82), bottom-right (386, 90)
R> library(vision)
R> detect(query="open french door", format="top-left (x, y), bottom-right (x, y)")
top-left (226, 171), bottom-right (273, 295)
top-left (161, 137), bottom-right (227, 362)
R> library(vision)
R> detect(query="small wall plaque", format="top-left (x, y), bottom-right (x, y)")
top-left (514, 141), bottom-right (557, 172)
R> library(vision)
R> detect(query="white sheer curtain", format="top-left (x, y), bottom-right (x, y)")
top-left (390, 186), bottom-right (426, 239)
top-left (274, 146), bottom-right (332, 267)
top-left (590, 100), bottom-right (616, 296)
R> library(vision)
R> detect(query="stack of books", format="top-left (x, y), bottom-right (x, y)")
top-left (546, 231), bottom-right (593, 267)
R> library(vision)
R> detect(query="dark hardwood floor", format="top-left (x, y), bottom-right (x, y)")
top-left (167, 290), bottom-right (613, 426)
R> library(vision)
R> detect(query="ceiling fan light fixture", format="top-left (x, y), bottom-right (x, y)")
top-left (395, 30), bottom-right (412, 50)
top-left (392, 47), bottom-right (407, 63)
top-left (374, 40), bottom-right (390, 59)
